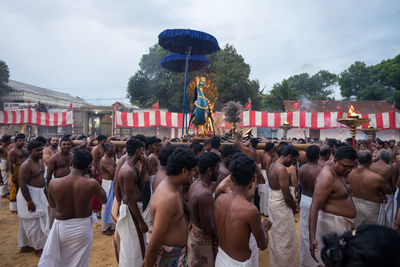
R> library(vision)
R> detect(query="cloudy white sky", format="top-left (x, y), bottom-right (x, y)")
top-left (1, 0), bottom-right (399, 105)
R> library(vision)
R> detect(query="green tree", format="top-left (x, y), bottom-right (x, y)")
top-left (127, 44), bottom-right (261, 112)
top-left (263, 79), bottom-right (297, 111)
top-left (0, 60), bottom-right (10, 95)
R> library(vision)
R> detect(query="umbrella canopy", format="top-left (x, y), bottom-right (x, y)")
top-left (158, 29), bottom-right (220, 55)
top-left (160, 54), bottom-right (210, 73)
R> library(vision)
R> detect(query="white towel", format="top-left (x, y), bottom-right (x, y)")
top-left (268, 188), bottom-right (298, 267)
top-left (101, 179), bottom-right (115, 232)
top-left (377, 194), bottom-right (395, 228)
top-left (215, 246), bottom-right (252, 267)
top-left (117, 202), bottom-right (145, 267)
top-left (258, 170), bottom-right (269, 216)
top-left (38, 214), bottom-right (98, 267)
top-left (300, 194), bottom-right (318, 267)
top-left (17, 185), bottom-right (49, 250)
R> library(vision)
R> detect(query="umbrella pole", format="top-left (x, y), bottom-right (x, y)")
top-left (182, 49), bottom-right (191, 137)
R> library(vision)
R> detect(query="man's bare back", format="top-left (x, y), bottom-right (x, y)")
top-left (299, 162), bottom-right (321, 197)
top-left (370, 160), bottom-right (395, 193)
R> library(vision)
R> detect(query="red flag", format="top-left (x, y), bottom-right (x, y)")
top-left (152, 100), bottom-right (159, 110)
top-left (113, 102), bottom-right (118, 112)
top-left (293, 101), bottom-right (300, 111)
top-left (69, 103), bottom-right (73, 111)
top-left (336, 102), bottom-right (341, 111)
top-left (244, 99), bottom-right (252, 111)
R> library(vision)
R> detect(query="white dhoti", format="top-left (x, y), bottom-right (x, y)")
top-left (316, 211), bottom-right (352, 263)
top-left (258, 170), bottom-right (269, 216)
top-left (215, 246), bottom-right (252, 267)
top-left (353, 197), bottom-right (380, 227)
top-left (377, 194), bottom-right (395, 228)
top-left (0, 159), bottom-right (9, 196)
top-left (17, 185), bottom-right (49, 250)
top-left (142, 203), bottom-right (152, 245)
top-left (117, 202), bottom-right (146, 267)
top-left (249, 233), bottom-right (258, 267)
top-left (300, 194), bottom-right (318, 267)
top-left (38, 214), bottom-right (97, 267)
top-left (101, 179), bottom-right (115, 232)
top-left (268, 188), bottom-right (297, 267)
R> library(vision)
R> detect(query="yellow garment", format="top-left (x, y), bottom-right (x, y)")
top-left (9, 164), bottom-right (20, 202)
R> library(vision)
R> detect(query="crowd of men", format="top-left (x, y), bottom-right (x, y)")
top-left (0, 132), bottom-right (399, 267)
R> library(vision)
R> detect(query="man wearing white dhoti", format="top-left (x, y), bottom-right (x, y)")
top-left (0, 135), bottom-right (12, 198)
top-left (38, 149), bottom-right (106, 267)
top-left (114, 139), bottom-right (148, 267)
top-left (17, 141), bottom-right (48, 255)
top-left (298, 145), bottom-right (321, 267)
top-left (267, 144), bottom-right (299, 267)
top-left (309, 147), bottom-right (358, 265)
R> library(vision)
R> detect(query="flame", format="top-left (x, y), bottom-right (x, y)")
top-left (348, 105), bottom-right (356, 117)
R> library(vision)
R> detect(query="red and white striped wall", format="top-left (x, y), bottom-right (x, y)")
top-left (115, 110), bottom-right (400, 130)
top-left (0, 110), bottom-right (72, 127)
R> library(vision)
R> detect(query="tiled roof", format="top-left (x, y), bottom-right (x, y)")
top-left (283, 100), bottom-right (397, 113)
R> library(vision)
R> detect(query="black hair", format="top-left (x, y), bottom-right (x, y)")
top-left (134, 134), bottom-right (147, 144)
top-left (345, 137), bottom-right (353, 144)
top-left (229, 154), bottom-right (256, 186)
top-left (97, 135), bottom-right (107, 141)
top-left (1, 135), bottom-right (11, 143)
top-left (335, 142), bottom-right (348, 149)
top-left (264, 142), bottom-right (275, 152)
top-left (191, 142), bottom-right (204, 155)
top-left (327, 139), bottom-right (337, 148)
top-left (35, 136), bottom-right (47, 145)
top-left (72, 149), bottom-right (93, 170)
top-left (145, 136), bottom-right (156, 149)
top-left (60, 135), bottom-right (72, 144)
top-left (357, 150), bottom-right (371, 165)
top-left (154, 137), bottom-right (162, 144)
top-left (103, 142), bottom-right (114, 152)
top-left (198, 152), bottom-right (221, 175)
top-left (282, 145), bottom-right (299, 157)
top-left (210, 136), bottom-right (221, 149)
top-left (320, 146), bottom-right (331, 157)
top-left (250, 138), bottom-right (260, 148)
top-left (379, 150), bottom-right (391, 162)
top-left (126, 138), bottom-right (144, 156)
top-left (276, 142), bottom-right (289, 157)
top-left (28, 141), bottom-right (43, 152)
top-left (204, 139), bottom-right (211, 146)
top-left (335, 146), bottom-right (358, 161)
top-left (159, 144), bottom-right (175, 166)
top-left (221, 145), bottom-right (235, 158)
top-left (15, 133), bottom-right (25, 141)
top-left (377, 139), bottom-right (385, 147)
top-left (306, 145), bottom-right (320, 162)
top-left (166, 147), bottom-right (198, 176)
top-left (321, 225), bottom-right (400, 267)
top-left (77, 135), bottom-right (87, 140)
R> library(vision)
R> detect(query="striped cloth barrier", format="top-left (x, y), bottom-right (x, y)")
top-left (0, 110), bottom-right (72, 127)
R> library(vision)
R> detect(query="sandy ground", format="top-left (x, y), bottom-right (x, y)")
top-left (0, 197), bottom-right (300, 266)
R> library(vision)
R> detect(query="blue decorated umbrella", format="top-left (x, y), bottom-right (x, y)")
top-left (160, 54), bottom-right (210, 73)
top-left (158, 29), bottom-right (220, 136)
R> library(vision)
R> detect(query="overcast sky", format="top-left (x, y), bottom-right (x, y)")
top-left (1, 0), bottom-right (399, 105)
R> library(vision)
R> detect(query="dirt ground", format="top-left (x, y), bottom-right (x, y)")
top-left (0, 198), bottom-right (300, 266)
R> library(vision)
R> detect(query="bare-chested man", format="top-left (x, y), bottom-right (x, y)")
top-left (8, 133), bottom-right (28, 212)
top-left (348, 150), bottom-right (391, 227)
top-left (318, 145), bottom-right (330, 167)
top-left (115, 139), bottom-right (149, 267)
top-left (188, 152), bottom-right (220, 266)
top-left (268, 144), bottom-right (299, 267)
top-left (17, 141), bottom-right (47, 255)
top-left (210, 136), bottom-right (222, 157)
top-left (100, 142), bottom-right (116, 235)
top-left (152, 144), bottom-right (175, 193)
top-left (0, 135), bottom-right (12, 197)
top-left (91, 135), bottom-right (107, 174)
top-left (309, 146), bottom-right (358, 264)
top-left (46, 136), bottom-right (73, 228)
top-left (42, 136), bottom-right (58, 167)
top-left (144, 147), bottom-right (197, 267)
top-left (372, 139), bottom-right (385, 162)
top-left (38, 149), bottom-right (107, 266)
top-left (217, 145), bottom-right (235, 184)
top-left (370, 150), bottom-right (397, 227)
top-left (258, 142), bottom-right (275, 217)
top-left (298, 145), bottom-right (322, 267)
top-left (215, 154), bottom-right (271, 267)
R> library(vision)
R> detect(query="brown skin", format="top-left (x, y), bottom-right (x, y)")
top-left (144, 166), bottom-right (195, 267)
top-left (298, 161), bottom-right (322, 198)
top-left (0, 139), bottom-right (11, 162)
top-left (268, 155), bottom-right (299, 213)
top-left (298, 150), bottom-right (307, 166)
top-left (91, 140), bottom-right (106, 173)
top-left (115, 148), bottom-right (148, 234)
top-left (261, 149), bottom-right (274, 172)
top-left (370, 159), bottom-right (396, 194)
top-left (217, 154), bottom-right (232, 185)
top-left (215, 174), bottom-right (234, 199)
top-left (308, 160), bottom-right (357, 263)
top-left (8, 138), bottom-right (28, 184)
top-left (42, 137), bottom-right (58, 167)
top-left (152, 164), bottom-right (167, 193)
top-left (348, 163), bottom-right (391, 203)
top-left (113, 153), bottom-right (127, 208)
top-left (46, 140), bottom-right (73, 188)
top-left (100, 144), bottom-right (116, 181)
top-left (215, 177), bottom-right (271, 262)
top-left (188, 162), bottom-right (220, 236)
top-left (19, 147), bottom-right (45, 212)
top-left (148, 153), bottom-right (159, 177)
top-left (48, 168), bottom-right (107, 220)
